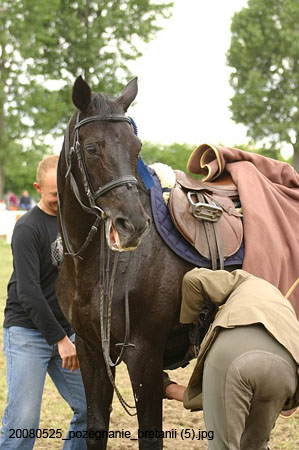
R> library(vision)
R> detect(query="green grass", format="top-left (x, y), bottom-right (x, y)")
top-left (0, 236), bottom-right (298, 449)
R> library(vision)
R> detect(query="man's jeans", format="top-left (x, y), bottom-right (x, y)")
top-left (0, 327), bottom-right (87, 450)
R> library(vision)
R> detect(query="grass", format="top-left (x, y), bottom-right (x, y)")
top-left (0, 236), bottom-right (298, 449)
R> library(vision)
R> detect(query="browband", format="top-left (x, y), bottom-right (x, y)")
top-left (75, 114), bottom-right (131, 130)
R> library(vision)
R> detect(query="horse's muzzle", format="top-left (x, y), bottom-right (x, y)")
top-left (106, 215), bottom-right (151, 252)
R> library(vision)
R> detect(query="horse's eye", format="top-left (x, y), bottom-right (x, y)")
top-left (86, 145), bottom-right (97, 155)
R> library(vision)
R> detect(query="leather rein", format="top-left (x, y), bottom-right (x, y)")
top-left (57, 112), bottom-right (138, 415)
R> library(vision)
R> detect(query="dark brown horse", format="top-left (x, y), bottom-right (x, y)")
top-left (56, 76), bottom-right (239, 450)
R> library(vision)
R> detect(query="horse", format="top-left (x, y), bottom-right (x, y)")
top-left (56, 76), bottom-right (240, 450)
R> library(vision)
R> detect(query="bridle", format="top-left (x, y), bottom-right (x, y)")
top-left (57, 111), bottom-right (139, 415)
top-left (57, 112), bottom-right (138, 259)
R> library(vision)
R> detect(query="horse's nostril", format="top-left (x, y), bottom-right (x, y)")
top-left (115, 216), bottom-right (150, 238)
top-left (115, 218), bottom-right (134, 234)
top-left (142, 217), bottom-right (151, 235)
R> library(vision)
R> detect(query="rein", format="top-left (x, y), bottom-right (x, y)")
top-left (99, 223), bottom-right (137, 415)
top-left (57, 111), bottom-right (138, 415)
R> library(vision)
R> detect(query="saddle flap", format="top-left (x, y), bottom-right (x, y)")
top-left (168, 183), bottom-right (243, 260)
top-left (175, 170), bottom-right (238, 197)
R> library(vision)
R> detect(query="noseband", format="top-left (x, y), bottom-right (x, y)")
top-left (57, 113), bottom-right (138, 259)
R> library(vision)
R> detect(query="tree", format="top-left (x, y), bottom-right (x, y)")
top-left (141, 140), bottom-right (293, 177)
top-left (141, 142), bottom-right (196, 172)
top-left (227, 0), bottom-right (299, 171)
top-left (0, 0), bottom-right (173, 199)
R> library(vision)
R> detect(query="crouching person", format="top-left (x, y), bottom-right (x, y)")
top-left (164, 268), bottom-right (299, 450)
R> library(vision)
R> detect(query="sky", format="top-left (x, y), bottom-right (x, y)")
top-left (51, 0), bottom-right (250, 152)
top-left (127, 0), bottom-right (249, 147)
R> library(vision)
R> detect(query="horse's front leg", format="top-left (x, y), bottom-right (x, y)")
top-left (126, 342), bottom-right (164, 450)
top-left (76, 335), bottom-right (115, 450)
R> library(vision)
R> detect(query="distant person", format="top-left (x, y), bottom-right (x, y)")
top-left (0, 155), bottom-right (87, 449)
top-left (6, 191), bottom-right (18, 210)
top-left (164, 268), bottom-right (299, 450)
top-left (19, 189), bottom-right (31, 211)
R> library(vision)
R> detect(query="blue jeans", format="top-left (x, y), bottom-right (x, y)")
top-left (0, 327), bottom-right (87, 450)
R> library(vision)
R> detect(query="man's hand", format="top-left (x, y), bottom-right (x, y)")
top-left (57, 336), bottom-right (80, 372)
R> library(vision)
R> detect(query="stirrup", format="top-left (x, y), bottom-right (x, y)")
top-left (187, 191), bottom-right (223, 222)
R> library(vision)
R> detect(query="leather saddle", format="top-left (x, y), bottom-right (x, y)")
top-left (168, 170), bottom-right (243, 269)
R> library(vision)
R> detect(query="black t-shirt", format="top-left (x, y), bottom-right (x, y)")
top-left (3, 206), bottom-right (73, 345)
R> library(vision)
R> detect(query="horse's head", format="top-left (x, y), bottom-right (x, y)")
top-left (67, 75), bottom-right (151, 251)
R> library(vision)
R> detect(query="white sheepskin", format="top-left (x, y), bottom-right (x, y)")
top-left (149, 162), bottom-right (176, 203)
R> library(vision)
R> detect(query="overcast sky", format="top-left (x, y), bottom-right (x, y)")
top-left (51, 0), bottom-right (249, 152)
top-left (128, 0), bottom-right (249, 146)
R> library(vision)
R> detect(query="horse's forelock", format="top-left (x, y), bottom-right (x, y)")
top-left (89, 93), bottom-right (119, 116)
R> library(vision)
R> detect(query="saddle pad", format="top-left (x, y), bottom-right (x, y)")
top-left (149, 167), bottom-right (244, 268)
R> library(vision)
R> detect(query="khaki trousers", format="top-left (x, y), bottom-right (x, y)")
top-left (202, 325), bottom-right (298, 450)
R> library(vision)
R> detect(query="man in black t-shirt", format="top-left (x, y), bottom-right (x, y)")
top-left (0, 155), bottom-right (87, 450)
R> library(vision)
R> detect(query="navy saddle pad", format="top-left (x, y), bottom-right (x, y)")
top-left (149, 167), bottom-right (244, 268)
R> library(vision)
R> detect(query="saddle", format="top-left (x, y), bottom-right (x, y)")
top-left (168, 170), bottom-right (243, 269)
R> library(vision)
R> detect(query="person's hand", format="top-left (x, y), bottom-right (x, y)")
top-left (57, 336), bottom-right (80, 372)
top-left (165, 383), bottom-right (186, 401)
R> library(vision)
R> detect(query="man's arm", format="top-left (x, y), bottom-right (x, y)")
top-left (13, 224), bottom-right (80, 370)
top-left (13, 223), bottom-right (66, 345)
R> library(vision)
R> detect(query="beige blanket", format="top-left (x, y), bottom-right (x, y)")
top-left (188, 144), bottom-right (299, 317)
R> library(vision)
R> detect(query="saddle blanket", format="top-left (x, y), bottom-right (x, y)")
top-left (188, 143), bottom-right (299, 317)
top-left (149, 166), bottom-right (244, 268)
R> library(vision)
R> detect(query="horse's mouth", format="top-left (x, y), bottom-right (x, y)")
top-left (106, 218), bottom-right (138, 252)
top-left (106, 218), bottom-right (121, 251)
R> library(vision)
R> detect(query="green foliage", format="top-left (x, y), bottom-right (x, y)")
top-left (233, 142), bottom-right (292, 164)
top-left (141, 140), bottom-right (292, 177)
top-left (10, 0), bottom-right (173, 94)
top-left (227, 0), bottom-right (299, 170)
top-left (141, 141), bottom-right (196, 172)
top-left (4, 141), bottom-right (51, 197)
top-left (0, 0), bottom-right (173, 198)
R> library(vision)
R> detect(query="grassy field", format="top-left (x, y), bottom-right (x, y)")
top-left (0, 236), bottom-right (298, 449)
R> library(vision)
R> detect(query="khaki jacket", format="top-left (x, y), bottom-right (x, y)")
top-left (180, 268), bottom-right (299, 411)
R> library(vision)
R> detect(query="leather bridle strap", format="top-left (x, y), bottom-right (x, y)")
top-left (72, 113), bottom-right (138, 206)
top-left (99, 223), bottom-right (137, 415)
top-left (74, 114), bottom-right (132, 129)
top-left (58, 112), bottom-right (138, 259)
top-left (94, 175), bottom-right (137, 200)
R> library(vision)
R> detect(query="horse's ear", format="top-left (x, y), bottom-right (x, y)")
top-left (117, 77), bottom-right (138, 112)
top-left (72, 76), bottom-right (91, 112)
